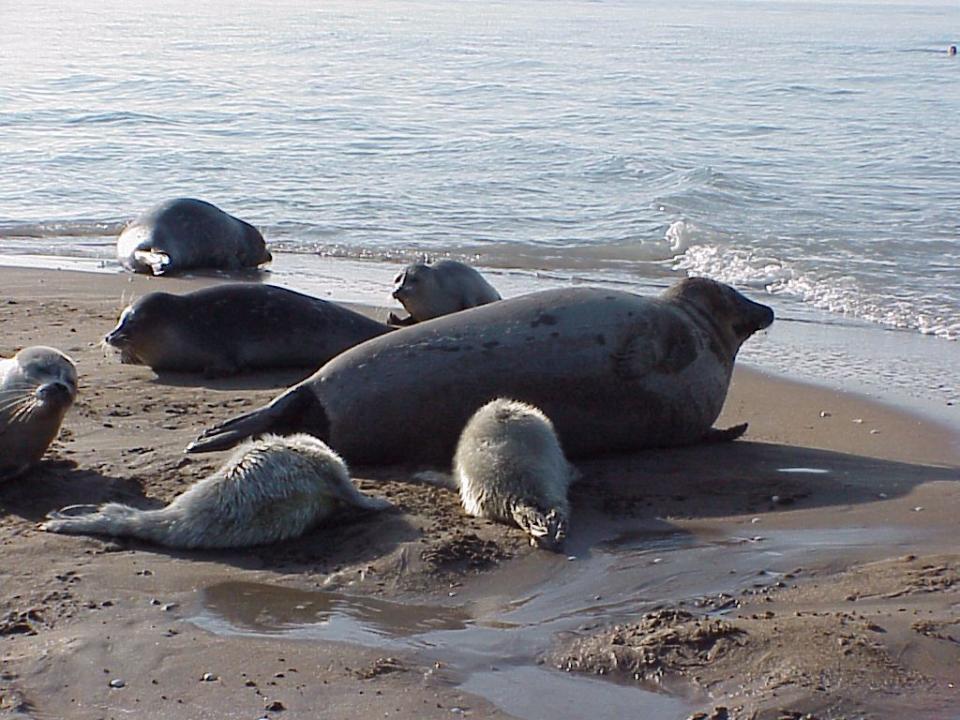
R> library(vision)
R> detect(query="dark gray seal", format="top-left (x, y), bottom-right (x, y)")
top-left (117, 198), bottom-right (271, 275)
top-left (0, 346), bottom-right (77, 481)
top-left (388, 260), bottom-right (501, 326)
top-left (104, 283), bottom-right (392, 376)
top-left (188, 277), bottom-right (774, 465)
top-left (43, 434), bottom-right (390, 549)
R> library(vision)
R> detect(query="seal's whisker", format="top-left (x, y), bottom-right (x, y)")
top-left (0, 396), bottom-right (33, 415)
top-left (0, 383), bottom-right (36, 396)
top-left (8, 400), bottom-right (38, 423)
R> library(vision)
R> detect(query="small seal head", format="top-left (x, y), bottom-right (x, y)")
top-left (389, 260), bottom-right (501, 325)
top-left (0, 347), bottom-right (77, 481)
top-left (454, 398), bottom-right (576, 551)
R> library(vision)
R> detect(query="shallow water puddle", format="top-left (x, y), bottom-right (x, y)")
top-left (193, 581), bottom-right (469, 648)
top-left (191, 524), bottom-right (918, 720)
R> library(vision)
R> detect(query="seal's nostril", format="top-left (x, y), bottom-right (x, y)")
top-left (36, 382), bottom-right (73, 404)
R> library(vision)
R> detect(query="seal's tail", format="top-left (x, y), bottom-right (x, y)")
top-left (187, 384), bottom-right (329, 454)
top-left (42, 503), bottom-right (145, 539)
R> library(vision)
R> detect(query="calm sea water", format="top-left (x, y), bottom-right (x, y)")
top-left (1, 0), bottom-right (958, 406)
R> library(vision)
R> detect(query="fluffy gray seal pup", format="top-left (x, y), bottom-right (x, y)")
top-left (188, 277), bottom-right (774, 466)
top-left (117, 198), bottom-right (271, 275)
top-left (42, 434), bottom-right (390, 549)
top-left (104, 284), bottom-right (392, 376)
top-left (0, 347), bottom-right (77, 482)
top-left (388, 260), bottom-right (501, 325)
top-left (454, 398), bottom-right (576, 551)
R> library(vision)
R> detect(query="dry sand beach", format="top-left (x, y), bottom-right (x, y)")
top-left (1, 267), bottom-right (959, 720)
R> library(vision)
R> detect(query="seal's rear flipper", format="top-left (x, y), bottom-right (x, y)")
top-left (412, 470), bottom-right (459, 490)
top-left (133, 249), bottom-right (171, 276)
top-left (187, 384), bottom-right (329, 454)
top-left (41, 502), bottom-right (140, 537)
top-left (703, 422), bottom-right (748, 444)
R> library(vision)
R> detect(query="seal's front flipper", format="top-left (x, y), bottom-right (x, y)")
top-left (187, 384), bottom-right (329, 454)
top-left (703, 422), bottom-right (748, 444)
top-left (133, 249), bottom-right (171, 276)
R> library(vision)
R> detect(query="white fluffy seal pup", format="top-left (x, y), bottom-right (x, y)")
top-left (453, 398), bottom-right (576, 551)
top-left (42, 434), bottom-right (390, 549)
top-left (0, 347), bottom-right (77, 482)
top-left (388, 260), bottom-right (501, 325)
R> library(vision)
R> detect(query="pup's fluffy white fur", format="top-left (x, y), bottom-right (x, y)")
top-left (42, 434), bottom-right (389, 549)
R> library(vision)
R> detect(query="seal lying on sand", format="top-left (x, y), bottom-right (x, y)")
top-left (454, 398), bottom-right (576, 551)
top-left (0, 347), bottom-right (77, 482)
top-left (117, 198), bottom-right (271, 275)
top-left (388, 260), bottom-right (501, 325)
top-left (42, 434), bottom-right (390, 549)
top-left (104, 284), bottom-right (392, 376)
top-left (188, 277), bottom-right (774, 465)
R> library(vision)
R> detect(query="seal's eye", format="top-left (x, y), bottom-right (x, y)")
top-left (394, 273), bottom-right (404, 284)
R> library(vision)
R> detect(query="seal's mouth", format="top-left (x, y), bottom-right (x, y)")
top-left (733, 297), bottom-right (775, 340)
top-left (35, 381), bottom-right (75, 407)
top-left (103, 327), bottom-right (128, 347)
top-left (101, 335), bottom-right (141, 365)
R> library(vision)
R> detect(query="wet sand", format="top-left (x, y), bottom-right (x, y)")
top-left (1, 267), bottom-right (958, 720)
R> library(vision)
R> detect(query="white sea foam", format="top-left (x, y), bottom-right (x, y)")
top-left (673, 242), bottom-right (958, 341)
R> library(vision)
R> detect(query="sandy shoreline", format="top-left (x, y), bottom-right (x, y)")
top-left (1, 267), bottom-right (958, 720)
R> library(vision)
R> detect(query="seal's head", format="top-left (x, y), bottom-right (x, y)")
top-left (391, 263), bottom-right (430, 302)
top-left (391, 263), bottom-right (440, 319)
top-left (665, 276), bottom-right (774, 354)
top-left (104, 292), bottom-right (180, 366)
top-left (3, 347), bottom-right (77, 421)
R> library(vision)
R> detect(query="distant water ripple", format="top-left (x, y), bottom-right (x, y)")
top-left (0, 0), bottom-right (958, 343)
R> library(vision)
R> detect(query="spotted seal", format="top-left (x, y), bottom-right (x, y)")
top-left (188, 277), bottom-right (774, 465)
top-left (42, 434), bottom-right (390, 549)
top-left (388, 260), bottom-right (501, 325)
top-left (117, 198), bottom-right (271, 275)
top-left (104, 283), bottom-right (392, 376)
top-left (0, 347), bottom-right (77, 481)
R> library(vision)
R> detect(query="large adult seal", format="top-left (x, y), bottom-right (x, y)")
top-left (104, 284), bottom-right (392, 376)
top-left (188, 277), bottom-right (774, 465)
top-left (117, 198), bottom-right (271, 275)
top-left (388, 260), bottom-right (501, 325)
top-left (0, 347), bottom-right (77, 481)
top-left (43, 434), bottom-right (390, 549)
